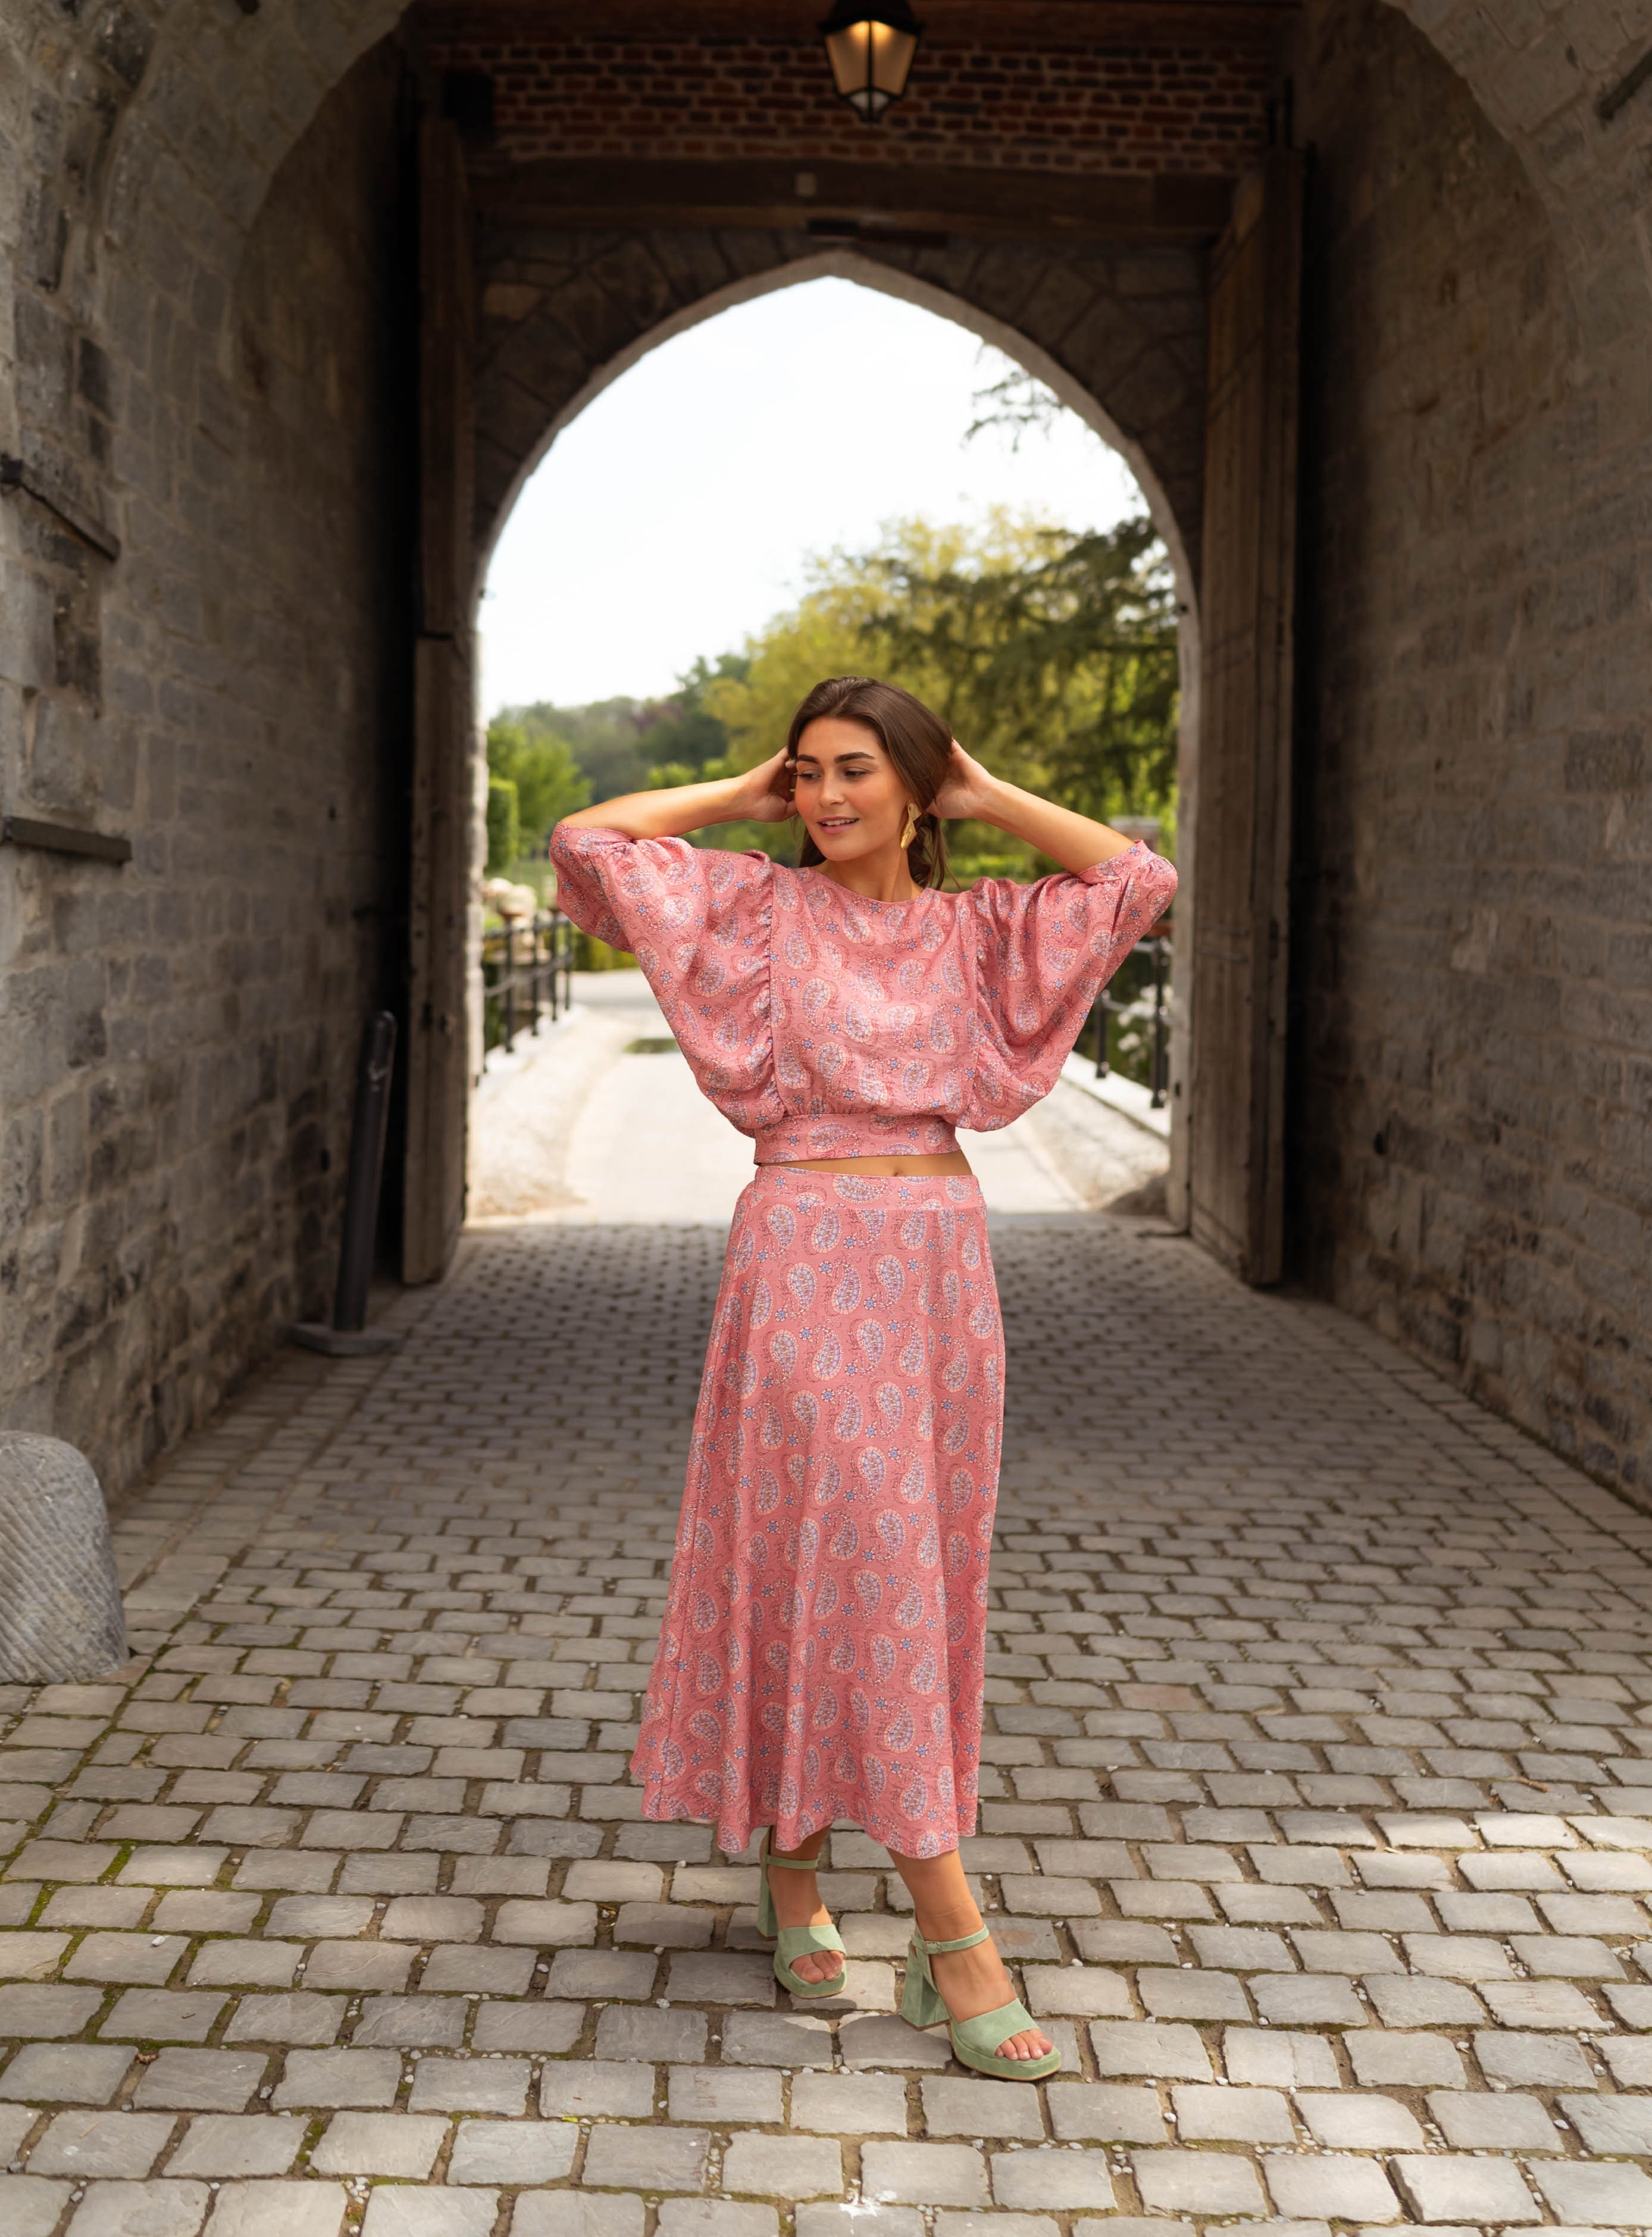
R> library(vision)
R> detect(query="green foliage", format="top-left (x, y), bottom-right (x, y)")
top-left (497, 697), bottom-right (657, 804)
top-left (497, 505), bottom-right (1178, 893)
top-left (493, 663), bottom-right (749, 828)
top-left (642, 658), bottom-right (783, 858)
top-left (702, 511), bottom-right (1178, 883)
top-left (485, 776), bottom-right (520, 874)
top-left (640, 653), bottom-right (751, 776)
top-left (965, 364), bottom-right (1062, 450)
top-left (575, 932), bottom-right (637, 971)
top-left (502, 657), bottom-right (790, 866)
top-left (486, 719), bottom-right (590, 852)
top-left (868, 514), bottom-right (1179, 828)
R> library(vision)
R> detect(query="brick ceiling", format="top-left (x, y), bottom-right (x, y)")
top-left (416, 0), bottom-right (1297, 240)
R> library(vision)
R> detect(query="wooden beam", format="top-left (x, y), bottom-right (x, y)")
top-left (423, 2), bottom-right (1296, 46)
top-left (0, 816), bottom-right (132, 864)
top-left (403, 116), bottom-right (479, 1288)
top-left (1186, 150), bottom-right (1304, 1285)
top-left (469, 157), bottom-right (1236, 241)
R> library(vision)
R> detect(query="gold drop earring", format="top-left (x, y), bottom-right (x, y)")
top-left (900, 802), bottom-right (921, 850)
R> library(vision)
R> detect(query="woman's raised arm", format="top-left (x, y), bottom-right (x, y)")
top-left (932, 742), bottom-right (1141, 875)
top-left (559, 747), bottom-right (793, 841)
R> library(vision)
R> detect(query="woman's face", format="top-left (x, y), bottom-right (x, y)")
top-left (791, 718), bottom-right (915, 864)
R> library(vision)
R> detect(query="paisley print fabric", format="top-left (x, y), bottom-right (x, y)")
top-left (547, 823), bottom-right (1177, 1856)
top-left (630, 1168), bottom-right (1003, 1857)
top-left (549, 828), bottom-right (1178, 1161)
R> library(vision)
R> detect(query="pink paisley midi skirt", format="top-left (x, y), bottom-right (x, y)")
top-left (630, 1167), bottom-right (1003, 1859)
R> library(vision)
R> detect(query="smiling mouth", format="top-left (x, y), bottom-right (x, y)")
top-left (816, 816), bottom-right (859, 831)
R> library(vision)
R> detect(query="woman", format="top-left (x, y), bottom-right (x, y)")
top-left (550, 675), bottom-right (1177, 2080)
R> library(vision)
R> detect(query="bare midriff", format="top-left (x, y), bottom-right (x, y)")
top-left (775, 1152), bottom-right (974, 1178)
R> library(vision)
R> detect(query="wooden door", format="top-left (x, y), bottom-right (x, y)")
top-left (402, 115), bottom-right (477, 1285)
top-left (1187, 150), bottom-right (1304, 1285)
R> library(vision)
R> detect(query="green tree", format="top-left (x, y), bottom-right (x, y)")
top-left (964, 362), bottom-right (1063, 450)
top-left (642, 653), bottom-right (751, 777)
top-left (485, 776), bottom-right (520, 874)
top-left (498, 505), bottom-right (1178, 886)
top-left (494, 700), bottom-right (655, 804)
top-left (486, 719), bottom-right (590, 851)
top-left (861, 512), bottom-right (1178, 827)
top-left (491, 659), bottom-right (753, 833)
top-left (702, 511), bottom-right (1178, 880)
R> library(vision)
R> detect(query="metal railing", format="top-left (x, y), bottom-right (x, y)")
top-left (481, 908), bottom-right (575, 1055)
top-left (1082, 928), bottom-right (1171, 1108)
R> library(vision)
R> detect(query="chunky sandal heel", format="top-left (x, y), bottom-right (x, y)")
top-left (900, 1936), bottom-right (949, 2028)
top-left (758, 1831), bottom-right (847, 2000)
top-left (903, 1925), bottom-right (1060, 2082)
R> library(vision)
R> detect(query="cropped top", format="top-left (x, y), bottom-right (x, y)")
top-left (547, 824), bottom-right (1178, 1163)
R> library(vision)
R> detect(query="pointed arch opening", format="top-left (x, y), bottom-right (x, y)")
top-left (469, 254), bottom-right (1200, 1228)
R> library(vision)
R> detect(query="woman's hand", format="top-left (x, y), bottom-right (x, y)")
top-left (725, 746), bottom-right (794, 825)
top-left (932, 740), bottom-right (1140, 874)
top-left (931, 740), bottom-right (1000, 822)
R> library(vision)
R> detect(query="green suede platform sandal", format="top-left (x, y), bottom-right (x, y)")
top-left (902, 1925), bottom-right (1061, 2081)
top-left (756, 1831), bottom-right (847, 1999)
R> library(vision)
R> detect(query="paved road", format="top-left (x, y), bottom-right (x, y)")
top-left (470, 973), bottom-right (1154, 1224)
top-left (5, 1210), bottom-right (1652, 2236)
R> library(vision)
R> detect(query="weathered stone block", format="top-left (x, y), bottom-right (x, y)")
top-left (0, 1436), bottom-right (126, 1681)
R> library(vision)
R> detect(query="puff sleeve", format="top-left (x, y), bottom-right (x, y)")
top-left (547, 825), bottom-right (780, 1132)
top-left (966, 841), bottom-right (1178, 1124)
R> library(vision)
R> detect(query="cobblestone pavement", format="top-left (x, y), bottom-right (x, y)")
top-left (7, 1213), bottom-right (1652, 2237)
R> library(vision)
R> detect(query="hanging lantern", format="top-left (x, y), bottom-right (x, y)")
top-left (818, 0), bottom-right (924, 121)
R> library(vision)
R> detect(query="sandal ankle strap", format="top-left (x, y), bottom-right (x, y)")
top-left (913, 1925), bottom-right (991, 1956)
top-left (763, 1836), bottom-right (823, 1872)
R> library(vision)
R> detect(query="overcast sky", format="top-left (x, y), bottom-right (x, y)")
top-left (479, 275), bottom-right (1144, 715)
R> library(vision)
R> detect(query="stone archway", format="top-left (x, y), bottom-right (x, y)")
top-left (7, 0), bottom-right (1648, 1500)
top-left (464, 234), bottom-right (1209, 1217)
top-left (471, 242), bottom-right (1206, 625)
top-left (1384, 0), bottom-right (1652, 343)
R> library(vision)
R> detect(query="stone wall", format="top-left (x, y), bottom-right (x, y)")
top-left (1289, 0), bottom-right (1652, 1494)
top-left (0, 43), bottom-right (412, 1495)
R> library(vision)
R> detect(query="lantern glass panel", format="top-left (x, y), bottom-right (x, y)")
top-left (824, 21), bottom-right (871, 98)
top-left (870, 23), bottom-right (917, 94)
top-left (822, 17), bottom-right (919, 116)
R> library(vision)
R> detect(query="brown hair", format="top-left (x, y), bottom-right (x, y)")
top-left (786, 677), bottom-right (952, 889)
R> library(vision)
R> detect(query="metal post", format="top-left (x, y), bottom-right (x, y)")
top-left (503, 921), bottom-right (517, 1052)
top-left (1094, 994), bottom-right (1109, 1080)
top-left (1150, 938), bottom-right (1168, 1109)
top-left (292, 1011), bottom-right (402, 1356)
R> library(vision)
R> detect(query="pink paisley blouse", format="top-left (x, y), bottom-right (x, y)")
top-left (547, 826), bottom-right (1178, 1163)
